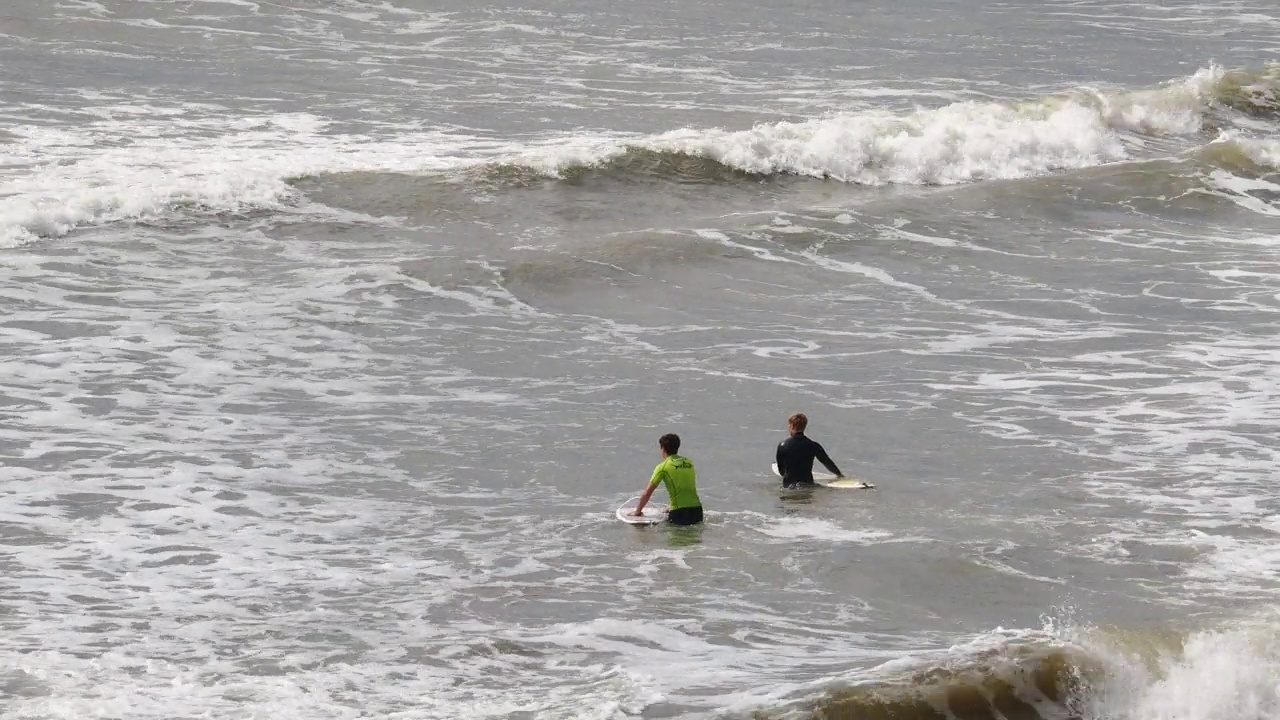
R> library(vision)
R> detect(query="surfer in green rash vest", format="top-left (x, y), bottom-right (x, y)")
top-left (630, 433), bottom-right (704, 526)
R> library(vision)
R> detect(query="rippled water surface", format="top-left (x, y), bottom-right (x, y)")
top-left (2, 1), bottom-right (1280, 718)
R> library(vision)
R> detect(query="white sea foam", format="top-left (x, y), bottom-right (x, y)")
top-left (511, 615), bottom-right (895, 713)
top-left (1223, 136), bottom-right (1280, 170)
top-left (0, 113), bottom-right (486, 247)
top-left (756, 517), bottom-right (895, 544)
top-left (1205, 169), bottom-right (1280, 217)
top-left (650, 100), bottom-right (1129, 184)
top-left (4, 66), bottom-right (1272, 246)
top-left (3, 3), bottom-right (1280, 715)
top-left (515, 67), bottom-right (1255, 186)
top-left (507, 97), bottom-right (1134, 186)
top-left (927, 325), bottom-right (1280, 597)
top-left (833, 617), bottom-right (1280, 720)
top-left (1083, 65), bottom-right (1228, 136)
top-left (1072, 618), bottom-right (1280, 720)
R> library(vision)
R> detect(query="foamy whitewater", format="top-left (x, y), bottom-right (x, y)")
top-left (2, 1), bottom-right (1279, 718)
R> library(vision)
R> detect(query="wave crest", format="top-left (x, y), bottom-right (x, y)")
top-left (511, 65), bottom-right (1280, 188)
top-left (4, 65), bottom-right (1279, 244)
top-left (1200, 137), bottom-right (1280, 175)
top-left (800, 640), bottom-right (1086, 720)
top-left (515, 99), bottom-right (1131, 187)
top-left (1210, 63), bottom-right (1280, 117)
top-left (753, 620), bottom-right (1280, 720)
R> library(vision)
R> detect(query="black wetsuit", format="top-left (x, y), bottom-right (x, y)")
top-left (775, 432), bottom-right (842, 487)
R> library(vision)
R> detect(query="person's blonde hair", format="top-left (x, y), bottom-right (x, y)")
top-left (787, 413), bottom-right (808, 432)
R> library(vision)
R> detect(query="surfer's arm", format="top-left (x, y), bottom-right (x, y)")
top-left (815, 443), bottom-right (843, 477)
top-left (632, 481), bottom-right (659, 515)
top-left (775, 444), bottom-right (786, 481)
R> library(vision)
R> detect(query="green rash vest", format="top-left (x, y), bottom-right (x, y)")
top-left (649, 454), bottom-right (701, 511)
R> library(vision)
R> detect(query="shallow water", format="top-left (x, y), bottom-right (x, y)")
top-left (2, 1), bottom-right (1279, 718)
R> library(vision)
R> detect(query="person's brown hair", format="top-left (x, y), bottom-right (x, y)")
top-left (659, 433), bottom-right (681, 455)
top-left (787, 413), bottom-right (808, 432)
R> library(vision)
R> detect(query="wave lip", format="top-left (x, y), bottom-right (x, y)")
top-left (1208, 63), bottom-right (1280, 117)
top-left (798, 631), bottom-right (1082, 720)
top-left (642, 99), bottom-right (1129, 186)
top-left (1202, 136), bottom-right (1280, 173)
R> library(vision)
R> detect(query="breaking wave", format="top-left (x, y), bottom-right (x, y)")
top-left (2, 65), bottom-right (1278, 245)
top-left (511, 65), bottom-right (1280, 186)
top-left (753, 618), bottom-right (1280, 720)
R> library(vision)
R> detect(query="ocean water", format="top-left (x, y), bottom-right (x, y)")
top-left (1, 0), bottom-right (1279, 718)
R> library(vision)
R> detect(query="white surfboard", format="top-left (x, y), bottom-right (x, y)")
top-left (771, 463), bottom-right (874, 489)
top-left (615, 496), bottom-right (665, 525)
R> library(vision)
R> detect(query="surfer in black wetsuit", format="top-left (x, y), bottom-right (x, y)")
top-left (775, 413), bottom-right (843, 487)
